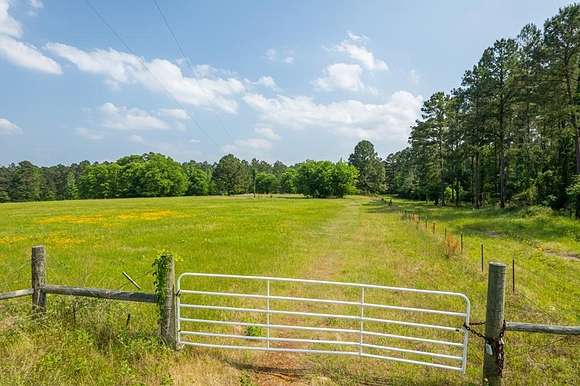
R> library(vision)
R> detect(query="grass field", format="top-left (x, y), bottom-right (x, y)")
top-left (0, 195), bottom-right (578, 385)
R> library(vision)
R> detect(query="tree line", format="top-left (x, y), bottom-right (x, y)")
top-left (385, 4), bottom-right (580, 217)
top-left (0, 151), bottom-right (365, 202)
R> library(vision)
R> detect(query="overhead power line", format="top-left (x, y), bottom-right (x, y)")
top-left (84, 0), bottom-right (221, 149)
top-left (151, 0), bottom-right (236, 141)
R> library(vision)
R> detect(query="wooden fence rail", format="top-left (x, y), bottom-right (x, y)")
top-left (0, 288), bottom-right (34, 301)
top-left (0, 245), bottom-right (174, 347)
top-left (43, 284), bottom-right (156, 303)
top-left (505, 322), bottom-right (580, 336)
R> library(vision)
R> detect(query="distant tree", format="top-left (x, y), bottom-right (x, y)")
top-left (64, 171), bottom-right (79, 200)
top-left (255, 172), bottom-right (278, 194)
top-left (296, 160), bottom-right (357, 198)
top-left (139, 154), bottom-right (187, 197)
top-left (79, 162), bottom-right (120, 199)
top-left (9, 161), bottom-right (42, 201)
top-left (272, 161), bottom-right (288, 177)
top-left (0, 165), bottom-right (14, 202)
top-left (183, 162), bottom-right (212, 195)
top-left (213, 154), bottom-right (249, 195)
top-left (250, 158), bottom-right (273, 174)
top-left (332, 161), bottom-right (359, 198)
top-left (279, 168), bottom-right (298, 193)
top-left (348, 140), bottom-right (386, 194)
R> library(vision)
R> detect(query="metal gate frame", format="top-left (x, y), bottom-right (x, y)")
top-left (177, 273), bottom-right (471, 372)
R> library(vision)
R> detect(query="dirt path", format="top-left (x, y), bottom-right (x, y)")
top-left (250, 200), bottom-right (362, 385)
top-left (171, 199), bottom-right (365, 385)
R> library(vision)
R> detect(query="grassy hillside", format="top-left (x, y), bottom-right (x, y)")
top-left (0, 196), bottom-right (578, 385)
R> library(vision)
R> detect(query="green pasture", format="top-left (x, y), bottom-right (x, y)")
top-left (0, 196), bottom-right (578, 385)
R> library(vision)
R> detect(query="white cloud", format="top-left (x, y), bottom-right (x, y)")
top-left (46, 43), bottom-right (245, 112)
top-left (254, 76), bottom-right (278, 90)
top-left (243, 90), bottom-right (422, 143)
top-left (254, 127), bottom-right (280, 141)
top-left (0, 117), bottom-right (22, 135)
top-left (190, 64), bottom-right (236, 78)
top-left (158, 108), bottom-right (190, 121)
top-left (99, 103), bottom-right (169, 131)
top-left (189, 138), bottom-right (200, 144)
top-left (314, 63), bottom-right (364, 92)
top-left (264, 48), bottom-right (294, 64)
top-left (0, 0), bottom-right (21, 38)
top-left (128, 134), bottom-right (145, 144)
top-left (0, 36), bottom-right (62, 74)
top-left (75, 127), bottom-right (103, 141)
top-left (29, 0), bottom-right (43, 9)
top-left (27, 0), bottom-right (43, 16)
top-left (95, 103), bottom-right (194, 132)
top-left (334, 32), bottom-right (387, 71)
top-left (0, 1), bottom-right (61, 74)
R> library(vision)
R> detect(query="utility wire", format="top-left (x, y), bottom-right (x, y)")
top-left (84, 0), bottom-right (220, 149)
top-left (151, 0), bottom-right (236, 142)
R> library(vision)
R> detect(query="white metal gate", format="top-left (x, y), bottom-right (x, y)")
top-left (177, 273), bottom-right (471, 372)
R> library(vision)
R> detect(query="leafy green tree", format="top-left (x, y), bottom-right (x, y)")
top-left (279, 168), bottom-right (298, 193)
top-left (332, 161), bottom-right (358, 198)
top-left (213, 154), bottom-right (250, 195)
top-left (79, 162), bottom-right (120, 199)
top-left (348, 140), bottom-right (386, 194)
top-left (0, 165), bottom-right (14, 202)
top-left (255, 172), bottom-right (278, 194)
top-left (296, 160), bottom-right (357, 198)
top-left (183, 162), bottom-right (212, 195)
top-left (9, 161), bottom-right (42, 201)
top-left (272, 161), bottom-right (288, 177)
top-left (64, 171), bottom-right (79, 200)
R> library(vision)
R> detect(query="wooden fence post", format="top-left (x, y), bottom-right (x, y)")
top-left (483, 262), bottom-right (506, 385)
top-left (31, 245), bottom-right (46, 315)
top-left (461, 233), bottom-right (464, 253)
top-left (160, 254), bottom-right (177, 349)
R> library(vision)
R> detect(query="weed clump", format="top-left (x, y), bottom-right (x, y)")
top-left (444, 234), bottom-right (460, 256)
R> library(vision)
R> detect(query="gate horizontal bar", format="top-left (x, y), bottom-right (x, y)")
top-left (178, 273), bottom-right (470, 303)
top-left (179, 317), bottom-right (464, 347)
top-left (180, 330), bottom-right (462, 360)
top-left (179, 289), bottom-right (466, 317)
top-left (179, 303), bottom-right (461, 332)
top-left (179, 341), bottom-right (463, 371)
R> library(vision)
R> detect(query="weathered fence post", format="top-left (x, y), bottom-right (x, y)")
top-left (159, 254), bottom-right (177, 349)
top-left (483, 262), bottom-right (506, 386)
top-left (460, 233), bottom-right (464, 253)
top-left (31, 245), bottom-right (46, 315)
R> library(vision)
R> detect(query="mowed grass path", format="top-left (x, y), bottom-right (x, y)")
top-left (0, 196), bottom-right (578, 385)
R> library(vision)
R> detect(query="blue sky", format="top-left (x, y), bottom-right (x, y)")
top-left (0, 0), bottom-right (572, 166)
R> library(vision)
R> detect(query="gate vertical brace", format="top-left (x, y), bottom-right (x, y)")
top-left (31, 245), bottom-right (46, 316)
top-left (483, 262), bottom-right (506, 385)
top-left (266, 280), bottom-right (271, 349)
top-left (359, 287), bottom-right (365, 356)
